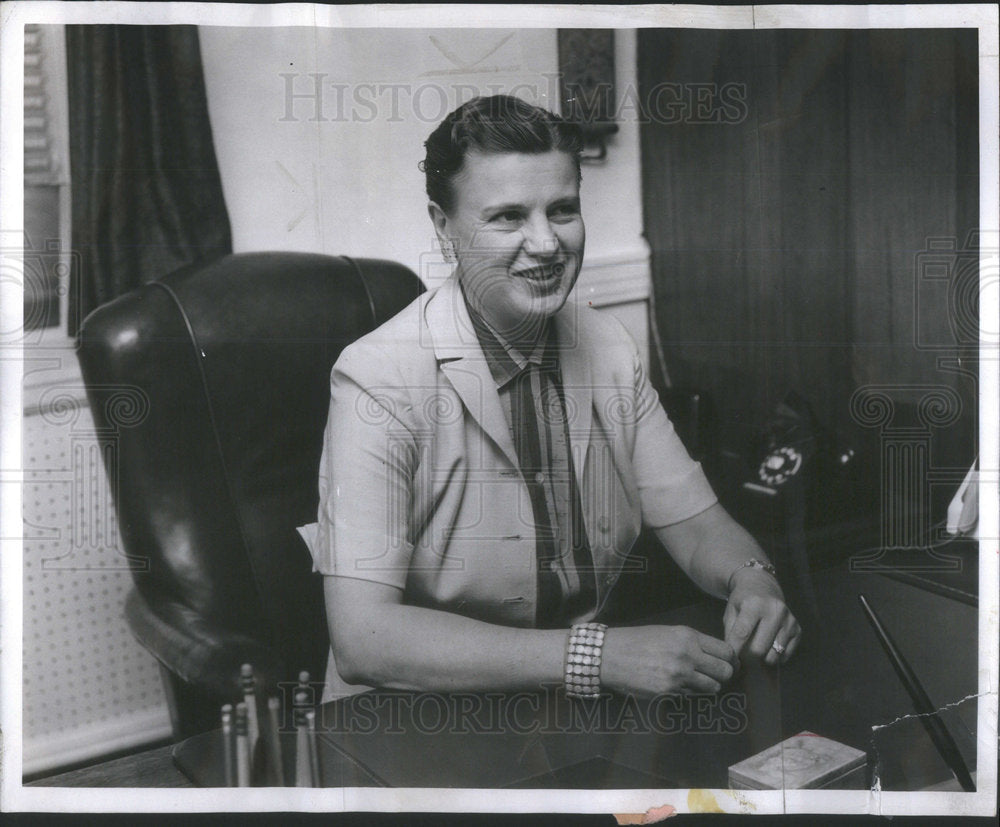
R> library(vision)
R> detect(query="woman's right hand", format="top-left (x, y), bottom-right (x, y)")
top-left (601, 625), bottom-right (738, 697)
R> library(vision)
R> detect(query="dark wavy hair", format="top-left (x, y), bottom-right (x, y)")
top-left (421, 95), bottom-right (583, 214)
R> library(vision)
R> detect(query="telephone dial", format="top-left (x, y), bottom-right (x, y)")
top-left (745, 390), bottom-right (854, 495)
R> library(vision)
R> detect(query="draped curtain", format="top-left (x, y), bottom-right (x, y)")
top-left (639, 29), bottom-right (978, 471)
top-left (66, 25), bottom-right (231, 335)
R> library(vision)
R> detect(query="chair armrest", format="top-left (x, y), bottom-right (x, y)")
top-left (124, 589), bottom-right (285, 700)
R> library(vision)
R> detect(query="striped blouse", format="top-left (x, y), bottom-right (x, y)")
top-left (465, 301), bottom-right (598, 628)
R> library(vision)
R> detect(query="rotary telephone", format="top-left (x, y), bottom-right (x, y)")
top-left (744, 390), bottom-right (853, 495)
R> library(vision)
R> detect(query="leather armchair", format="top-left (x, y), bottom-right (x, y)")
top-left (76, 252), bottom-right (424, 738)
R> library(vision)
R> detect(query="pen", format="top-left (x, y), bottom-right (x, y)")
top-left (235, 702), bottom-right (251, 787)
top-left (241, 663), bottom-right (260, 756)
top-left (306, 708), bottom-right (321, 787)
top-left (266, 695), bottom-right (284, 786)
top-left (298, 670), bottom-right (313, 707)
top-left (294, 690), bottom-right (312, 787)
top-left (858, 594), bottom-right (975, 792)
top-left (220, 704), bottom-right (234, 787)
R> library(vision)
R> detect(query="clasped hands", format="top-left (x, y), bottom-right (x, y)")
top-left (602, 569), bottom-right (801, 698)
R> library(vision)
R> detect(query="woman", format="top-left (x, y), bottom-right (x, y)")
top-left (303, 95), bottom-right (800, 702)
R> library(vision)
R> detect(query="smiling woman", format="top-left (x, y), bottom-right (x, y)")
top-left (423, 96), bottom-right (586, 341)
top-left (298, 94), bottom-right (799, 703)
top-left (429, 149), bottom-right (585, 342)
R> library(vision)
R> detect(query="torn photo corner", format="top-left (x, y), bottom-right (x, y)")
top-left (1, 0), bottom-right (997, 820)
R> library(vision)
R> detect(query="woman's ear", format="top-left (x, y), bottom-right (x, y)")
top-left (427, 201), bottom-right (448, 238)
top-left (427, 201), bottom-right (455, 262)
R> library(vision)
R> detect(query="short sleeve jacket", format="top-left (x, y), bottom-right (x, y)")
top-left (302, 274), bottom-right (718, 630)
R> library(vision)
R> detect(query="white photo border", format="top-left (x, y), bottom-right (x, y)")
top-left (1, 1), bottom-right (997, 818)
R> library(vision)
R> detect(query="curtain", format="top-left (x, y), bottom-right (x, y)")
top-left (638, 29), bottom-right (978, 472)
top-left (66, 25), bottom-right (231, 335)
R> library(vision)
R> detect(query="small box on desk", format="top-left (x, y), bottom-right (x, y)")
top-left (728, 732), bottom-right (868, 790)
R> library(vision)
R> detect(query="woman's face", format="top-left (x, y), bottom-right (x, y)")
top-left (429, 149), bottom-right (585, 340)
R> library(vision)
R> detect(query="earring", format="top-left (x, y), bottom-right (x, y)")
top-left (441, 239), bottom-right (457, 263)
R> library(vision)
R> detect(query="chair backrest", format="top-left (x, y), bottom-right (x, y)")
top-left (77, 252), bottom-right (425, 688)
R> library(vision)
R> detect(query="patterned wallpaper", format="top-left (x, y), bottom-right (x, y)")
top-left (22, 395), bottom-right (169, 775)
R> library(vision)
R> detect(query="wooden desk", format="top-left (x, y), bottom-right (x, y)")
top-left (29, 563), bottom-right (979, 790)
top-left (28, 743), bottom-right (192, 788)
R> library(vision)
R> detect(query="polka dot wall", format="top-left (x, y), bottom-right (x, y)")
top-left (22, 398), bottom-right (167, 756)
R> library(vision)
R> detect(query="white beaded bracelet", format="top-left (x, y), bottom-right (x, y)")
top-left (564, 622), bottom-right (607, 699)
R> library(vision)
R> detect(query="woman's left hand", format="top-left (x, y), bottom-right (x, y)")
top-left (723, 569), bottom-right (801, 666)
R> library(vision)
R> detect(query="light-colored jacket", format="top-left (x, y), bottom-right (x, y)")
top-left (302, 274), bottom-right (717, 637)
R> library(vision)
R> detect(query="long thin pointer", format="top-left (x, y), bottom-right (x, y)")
top-left (858, 594), bottom-right (975, 792)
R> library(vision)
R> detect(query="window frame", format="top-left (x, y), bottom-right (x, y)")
top-left (22, 24), bottom-right (81, 413)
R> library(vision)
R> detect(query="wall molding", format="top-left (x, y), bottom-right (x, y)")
top-left (22, 349), bottom-right (85, 415)
top-left (22, 705), bottom-right (173, 777)
top-left (22, 389), bottom-right (89, 420)
top-left (574, 245), bottom-right (651, 308)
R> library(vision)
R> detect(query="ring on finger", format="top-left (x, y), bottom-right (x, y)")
top-left (771, 641), bottom-right (786, 655)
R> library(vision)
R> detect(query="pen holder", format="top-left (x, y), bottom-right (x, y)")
top-left (219, 670), bottom-right (321, 786)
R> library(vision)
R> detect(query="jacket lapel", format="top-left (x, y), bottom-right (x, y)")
top-left (424, 276), bottom-right (519, 468)
top-left (554, 302), bottom-right (593, 495)
top-left (424, 276), bottom-right (596, 487)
